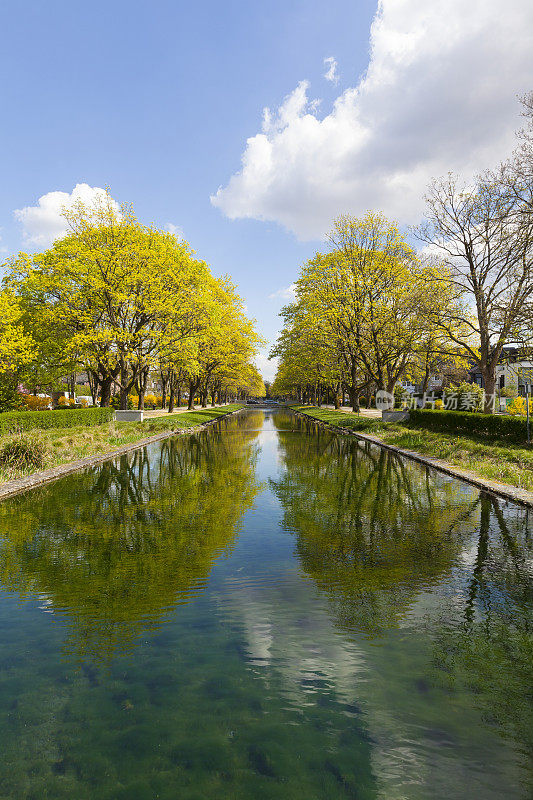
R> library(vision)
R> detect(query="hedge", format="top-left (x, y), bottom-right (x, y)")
top-left (409, 409), bottom-right (529, 444)
top-left (0, 407), bottom-right (114, 435)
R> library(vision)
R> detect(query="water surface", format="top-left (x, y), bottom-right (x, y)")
top-left (0, 409), bottom-right (531, 799)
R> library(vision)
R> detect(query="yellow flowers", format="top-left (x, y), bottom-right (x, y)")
top-left (507, 396), bottom-right (533, 416)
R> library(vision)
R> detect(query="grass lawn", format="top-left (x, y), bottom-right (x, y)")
top-left (0, 404), bottom-right (243, 484)
top-left (292, 405), bottom-right (533, 493)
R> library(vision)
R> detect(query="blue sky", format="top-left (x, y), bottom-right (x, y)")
top-left (1, 0), bottom-right (532, 379)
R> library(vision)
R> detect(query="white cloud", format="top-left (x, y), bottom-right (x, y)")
top-left (254, 347), bottom-right (278, 382)
top-left (211, 0), bottom-right (533, 240)
top-left (268, 283), bottom-right (297, 301)
top-left (166, 222), bottom-right (185, 240)
top-left (324, 56), bottom-right (339, 85)
top-left (14, 184), bottom-right (120, 248)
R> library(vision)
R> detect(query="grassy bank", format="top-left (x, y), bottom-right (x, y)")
top-left (292, 406), bottom-right (533, 493)
top-left (0, 405), bottom-right (243, 484)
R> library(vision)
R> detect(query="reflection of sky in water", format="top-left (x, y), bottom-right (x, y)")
top-left (210, 411), bottom-right (533, 799)
top-left (0, 409), bottom-right (530, 799)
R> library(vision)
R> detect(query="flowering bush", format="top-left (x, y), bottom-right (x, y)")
top-left (144, 393), bottom-right (158, 409)
top-left (57, 396), bottom-right (75, 408)
top-left (22, 395), bottom-right (52, 411)
top-left (507, 396), bottom-right (533, 416)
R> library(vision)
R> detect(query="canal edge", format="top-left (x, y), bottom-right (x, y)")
top-left (290, 407), bottom-right (533, 509)
top-left (0, 406), bottom-right (244, 502)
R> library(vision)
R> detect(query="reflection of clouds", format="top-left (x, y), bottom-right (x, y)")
top-left (459, 542), bottom-right (480, 567)
top-left (220, 581), bottom-right (366, 709)
top-left (241, 601), bottom-right (273, 665)
top-left (219, 530), bottom-right (529, 800)
top-left (37, 593), bottom-right (54, 613)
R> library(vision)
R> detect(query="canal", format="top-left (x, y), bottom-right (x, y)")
top-left (0, 408), bottom-right (531, 799)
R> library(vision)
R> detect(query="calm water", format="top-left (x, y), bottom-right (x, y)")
top-left (0, 409), bottom-right (531, 799)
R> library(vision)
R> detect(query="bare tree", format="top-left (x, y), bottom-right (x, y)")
top-left (416, 168), bottom-right (533, 413)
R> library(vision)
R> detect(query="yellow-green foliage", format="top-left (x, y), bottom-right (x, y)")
top-left (507, 396), bottom-right (533, 416)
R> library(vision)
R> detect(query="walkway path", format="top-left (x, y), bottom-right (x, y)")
top-left (318, 405), bottom-right (382, 418)
top-left (143, 404), bottom-right (229, 419)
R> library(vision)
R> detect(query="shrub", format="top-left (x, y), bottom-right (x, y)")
top-left (409, 409), bottom-right (529, 444)
top-left (500, 384), bottom-right (517, 398)
top-left (0, 386), bottom-right (25, 412)
top-left (0, 434), bottom-right (48, 471)
top-left (145, 393), bottom-right (157, 409)
top-left (394, 385), bottom-right (410, 409)
top-left (111, 394), bottom-right (134, 410)
top-left (507, 396), bottom-right (533, 416)
top-left (0, 407), bottom-right (114, 435)
top-left (435, 399), bottom-right (443, 410)
top-left (57, 396), bottom-right (76, 408)
top-left (446, 381), bottom-right (484, 412)
top-left (54, 398), bottom-right (75, 409)
top-left (22, 395), bottom-right (52, 411)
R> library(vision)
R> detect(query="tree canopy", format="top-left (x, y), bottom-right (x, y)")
top-left (3, 193), bottom-right (264, 409)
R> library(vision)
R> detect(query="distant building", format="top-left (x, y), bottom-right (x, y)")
top-left (469, 347), bottom-right (533, 395)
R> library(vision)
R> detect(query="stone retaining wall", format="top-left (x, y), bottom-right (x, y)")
top-left (291, 408), bottom-right (533, 508)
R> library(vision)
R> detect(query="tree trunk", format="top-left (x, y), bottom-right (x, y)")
top-left (100, 376), bottom-right (112, 407)
top-left (168, 383), bottom-right (175, 413)
top-left (137, 367), bottom-right (148, 410)
top-left (421, 365), bottom-right (431, 395)
top-left (482, 369), bottom-right (496, 414)
top-left (161, 376), bottom-right (168, 410)
top-left (88, 370), bottom-right (100, 406)
top-left (188, 379), bottom-right (199, 410)
top-left (119, 386), bottom-right (129, 410)
top-left (348, 387), bottom-right (360, 413)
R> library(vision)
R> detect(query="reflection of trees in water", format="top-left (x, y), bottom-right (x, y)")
top-left (271, 415), bottom-right (533, 769)
top-left (0, 414), bottom-right (262, 663)
top-left (270, 422), bottom-right (475, 635)
top-left (434, 493), bottom-right (533, 763)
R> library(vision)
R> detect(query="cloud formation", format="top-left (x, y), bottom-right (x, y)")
top-left (211, 0), bottom-right (533, 240)
top-left (254, 347), bottom-right (277, 382)
top-left (268, 283), bottom-right (297, 301)
top-left (323, 57), bottom-right (339, 85)
top-left (166, 222), bottom-right (185, 240)
top-left (14, 184), bottom-right (120, 248)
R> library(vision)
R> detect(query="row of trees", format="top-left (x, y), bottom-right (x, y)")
top-left (0, 195), bottom-right (265, 410)
top-left (272, 94), bottom-right (533, 414)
